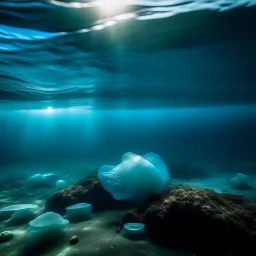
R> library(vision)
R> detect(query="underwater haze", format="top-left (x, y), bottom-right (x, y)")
top-left (0, 0), bottom-right (256, 256)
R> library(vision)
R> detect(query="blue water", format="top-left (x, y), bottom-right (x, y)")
top-left (1, 105), bottom-right (256, 170)
top-left (0, 0), bottom-right (256, 106)
top-left (0, 1), bottom-right (256, 255)
top-left (1, 0), bottom-right (256, 173)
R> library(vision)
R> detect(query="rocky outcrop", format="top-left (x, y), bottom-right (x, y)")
top-left (170, 163), bottom-right (208, 179)
top-left (45, 173), bottom-right (134, 214)
top-left (122, 185), bottom-right (256, 256)
top-left (0, 231), bottom-right (13, 243)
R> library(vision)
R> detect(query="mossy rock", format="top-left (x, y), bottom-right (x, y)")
top-left (122, 185), bottom-right (256, 256)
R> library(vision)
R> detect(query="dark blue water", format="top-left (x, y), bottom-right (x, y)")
top-left (1, 105), bottom-right (256, 174)
top-left (1, 0), bottom-right (256, 175)
top-left (0, 2), bottom-right (256, 256)
top-left (0, 0), bottom-right (255, 183)
top-left (0, 0), bottom-right (256, 105)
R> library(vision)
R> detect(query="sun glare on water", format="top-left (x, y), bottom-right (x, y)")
top-left (46, 107), bottom-right (53, 114)
top-left (97, 0), bottom-right (124, 13)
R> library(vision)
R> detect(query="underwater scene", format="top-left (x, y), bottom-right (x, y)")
top-left (1, 0), bottom-right (256, 256)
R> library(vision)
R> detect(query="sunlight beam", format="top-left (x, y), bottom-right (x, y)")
top-left (97, 0), bottom-right (125, 13)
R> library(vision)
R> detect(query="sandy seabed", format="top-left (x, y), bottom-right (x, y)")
top-left (1, 161), bottom-right (256, 256)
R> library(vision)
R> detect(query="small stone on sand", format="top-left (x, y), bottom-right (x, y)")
top-left (69, 236), bottom-right (79, 245)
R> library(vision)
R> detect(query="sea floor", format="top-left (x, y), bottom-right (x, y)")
top-left (0, 162), bottom-right (256, 256)
top-left (0, 210), bottom-right (191, 256)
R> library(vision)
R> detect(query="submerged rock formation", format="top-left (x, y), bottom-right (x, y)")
top-left (170, 163), bottom-right (208, 180)
top-left (122, 185), bottom-right (256, 256)
top-left (229, 173), bottom-right (252, 190)
top-left (45, 173), bottom-right (134, 215)
top-left (0, 231), bottom-right (13, 243)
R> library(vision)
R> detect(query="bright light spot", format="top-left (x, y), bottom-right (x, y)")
top-left (17, 106), bottom-right (92, 115)
top-left (115, 13), bottom-right (136, 20)
top-left (46, 107), bottom-right (53, 113)
top-left (97, 0), bottom-right (124, 13)
top-left (105, 20), bottom-right (117, 27)
top-left (93, 24), bottom-right (105, 30)
top-left (92, 20), bottom-right (116, 31)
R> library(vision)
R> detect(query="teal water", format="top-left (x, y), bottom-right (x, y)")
top-left (1, 105), bottom-right (256, 176)
top-left (0, 1), bottom-right (256, 256)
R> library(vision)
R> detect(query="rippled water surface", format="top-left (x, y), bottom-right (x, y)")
top-left (0, 0), bottom-right (256, 108)
top-left (1, 3), bottom-right (256, 256)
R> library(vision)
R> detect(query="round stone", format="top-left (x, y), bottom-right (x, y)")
top-left (69, 235), bottom-right (79, 245)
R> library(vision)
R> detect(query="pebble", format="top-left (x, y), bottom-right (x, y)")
top-left (69, 236), bottom-right (79, 245)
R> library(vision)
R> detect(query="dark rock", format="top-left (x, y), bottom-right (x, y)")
top-left (121, 185), bottom-right (256, 256)
top-left (45, 173), bottom-right (135, 215)
top-left (69, 236), bottom-right (79, 245)
top-left (170, 163), bottom-right (208, 180)
top-left (0, 231), bottom-right (13, 243)
top-left (230, 180), bottom-right (252, 190)
top-left (228, 173), bottom-right (253, 190)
